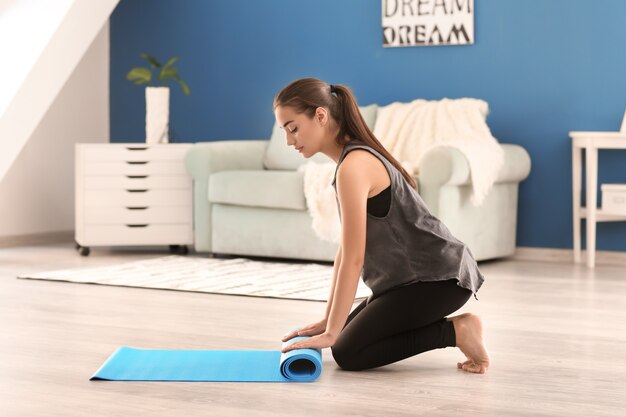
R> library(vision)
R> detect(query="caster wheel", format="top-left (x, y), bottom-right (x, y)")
top-left (169, 245), bottom-right (188, 255)
top-left (79, 246), bottom-right (90, 256)
top-left (75, 242), bottom-right (80, 250)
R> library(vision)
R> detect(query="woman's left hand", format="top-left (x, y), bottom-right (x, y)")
top-left (281, 332), bottom-right (337, 353)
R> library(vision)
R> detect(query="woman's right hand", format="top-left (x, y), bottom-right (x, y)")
top-left (282, 318), bottom-right (328, 342)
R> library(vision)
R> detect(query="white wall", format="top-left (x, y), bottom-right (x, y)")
top-left (0, 22), bottom-right (110, 238)
top-left (0, 0), bottom-right (74, 117)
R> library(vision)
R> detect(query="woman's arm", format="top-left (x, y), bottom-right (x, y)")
top-left (280, 151), bottom-right (370, 353)
top-left (324, 152), bottom-right (368, 339)
top-left (325, 259), bottom-right (363, 338)
top-left (323, 245), bottom-right (342, 321)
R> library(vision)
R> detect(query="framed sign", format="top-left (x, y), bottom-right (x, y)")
top-left (382, 0), bottom-right (474, 47)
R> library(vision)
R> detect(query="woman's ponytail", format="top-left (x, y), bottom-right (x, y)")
top-left (331, 83), bottom-right (417, 189)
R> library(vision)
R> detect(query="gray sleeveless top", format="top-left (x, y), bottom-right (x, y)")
top-left (331, 139), bottom-right (484, 300)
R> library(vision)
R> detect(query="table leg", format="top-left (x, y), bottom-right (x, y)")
top-left (572, 145), bottom-right (582, 263)
top-left (585, 146), bottom-right (598, 268)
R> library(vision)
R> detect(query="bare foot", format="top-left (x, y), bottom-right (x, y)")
top-left (457, 359), bottom-right (474, 369)
top-left (447, 313), bottom-right (490, 374)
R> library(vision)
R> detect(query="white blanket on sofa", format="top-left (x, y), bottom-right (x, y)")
top-left (297, 162), bottom-right (341, 243)
top-left (299, 97), bottom-right (504, 243)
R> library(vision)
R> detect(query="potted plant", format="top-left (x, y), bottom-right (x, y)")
top-left (126, 53), bottom-right (191, 144)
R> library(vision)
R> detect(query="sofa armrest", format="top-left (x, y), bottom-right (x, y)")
top-left (184, 140), bottom-right (268, 180)
top-left (184, 139), bottom-right (268, 253)
top-left (418, 144), bottom-right (531, 187)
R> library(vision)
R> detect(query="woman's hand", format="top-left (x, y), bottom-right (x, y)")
top-left (280, 332), bottom-right (336, 353)
top-left (281, 318), bottom-right (328, 343)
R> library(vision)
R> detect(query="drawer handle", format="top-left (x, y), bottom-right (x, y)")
top-left (126, 224), bottom-right (148, 228)
top-left (126, 161), bottom-right (149, 165)
top-left (126, 175), bottom-right (149, 179)
top-left (126, 189), bottom-right (148, 193)
top-left (126, 147), bottom-right (148, 151)
top-left (126, 206), bottom-right (148, 210)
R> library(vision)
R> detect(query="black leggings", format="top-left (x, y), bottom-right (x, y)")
top-left (330, 279), bottom-right (472, 371)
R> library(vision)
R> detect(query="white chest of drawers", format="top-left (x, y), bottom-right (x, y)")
top-left (75, 143), bottom-right (194, 255)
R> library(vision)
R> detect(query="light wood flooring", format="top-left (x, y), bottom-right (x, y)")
top-left (1, 243), bottom-right (625, 417)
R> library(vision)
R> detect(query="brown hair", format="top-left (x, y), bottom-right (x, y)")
top-left (272, 77), bottom-right (417, 189)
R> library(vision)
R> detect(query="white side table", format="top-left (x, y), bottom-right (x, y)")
top-left (570, 132), bottom-right (626, 267)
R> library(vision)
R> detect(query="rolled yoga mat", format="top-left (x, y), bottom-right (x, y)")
top-left (89, 334), bottom-right (323, 382)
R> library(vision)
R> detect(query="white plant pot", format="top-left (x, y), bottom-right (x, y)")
top-left (145, 86), bottom-right (169, 144)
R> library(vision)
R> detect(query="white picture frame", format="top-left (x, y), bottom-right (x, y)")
top-left (382, 0), bottom-right (474, 48)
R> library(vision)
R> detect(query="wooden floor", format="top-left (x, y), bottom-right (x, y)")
top-left (1, 243), bottom-right (625, 417)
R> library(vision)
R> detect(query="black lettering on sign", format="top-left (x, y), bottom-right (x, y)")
top-left (382, 26), bottom-right (396, 45)
top-left (433, 0), bottom-right (448, 15)
top-left (417, 0), bottom-right (429, 16)
top-left (415, 25), bottom-right (426, 44)
top-left (402, 0), bottom-right (414, 17)
top-left (399, 25), bottom-right (411, 44)
top-left (452, 0), bottom-right (471, 14)
top-left (446, 24), bottom-right (470, 43)
top-left (428, 25), bottom-right (444, 44)
top-left (384, 0), bottom-right (399, 17)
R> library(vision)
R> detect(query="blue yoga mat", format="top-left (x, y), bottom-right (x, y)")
top-left (89, 335), bottom-right (322, 382)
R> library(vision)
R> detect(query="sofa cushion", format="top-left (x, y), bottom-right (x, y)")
top-left (358, 103), bottom-right (379, 130)
top-left (209, 170), bottom-right (307, 210)
top-left (263, 103), bottom-right (379, 171)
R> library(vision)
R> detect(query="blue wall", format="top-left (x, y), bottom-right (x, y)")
top-left (110, 0), bottom-right (626, 252)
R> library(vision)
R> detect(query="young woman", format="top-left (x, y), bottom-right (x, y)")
top-left (275, 78), bottom-right (490, 374)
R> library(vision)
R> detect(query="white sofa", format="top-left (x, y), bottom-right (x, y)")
top-left (184, 104), bottom-right (531, 262)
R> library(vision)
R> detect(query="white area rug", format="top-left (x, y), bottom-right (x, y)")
top-left (17, 255), bottom-right (373, 302)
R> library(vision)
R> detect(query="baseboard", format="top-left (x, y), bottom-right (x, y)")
top-left (512, 246), bottom-right (626, 266)
top-left (0, 230), bottom-right (74, 248)
top-left (2, 235), bottom-right (625, 267)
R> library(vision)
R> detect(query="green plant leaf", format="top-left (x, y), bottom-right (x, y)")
top-left (172, 74), bottom-right (190, 95)
top-left (178, 79), bottom-right (191, 96)
top-left (126, 67), bottom-right (152, 84)
top-left (140, 53), bottom-right (161, 68)
top-left (162, 56), bottom-right (179, 71)
top-left (159, 67), bottom-right (178, 81)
